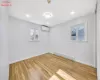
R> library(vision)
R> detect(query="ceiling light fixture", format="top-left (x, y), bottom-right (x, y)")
top-left (26, 14), bottom-right (31, 18)
top-left (47, 0), bottom-right (51, 4)
top-left (70, 11), bottom-right (75, 15)
top-left (43, 12), bottom-right (53, 19)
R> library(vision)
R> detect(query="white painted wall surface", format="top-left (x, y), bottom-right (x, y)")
top-left (97, 0), bottom-right (100, 79)
top-left (0, 1), bottom-right (9, 80)
top-left (8, 17), bottom-right (50, 64)
top-left (50, 13), bottom-right (96, 67)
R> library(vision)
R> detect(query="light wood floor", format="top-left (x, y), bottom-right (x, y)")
top-left (9, 53), bottom-right (97, 80)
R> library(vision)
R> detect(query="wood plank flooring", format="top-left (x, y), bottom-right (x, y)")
top-left (9, 53), bottom-right (97, 80)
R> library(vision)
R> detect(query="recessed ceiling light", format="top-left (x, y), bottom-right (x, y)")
top-left (43, 12), bottom-right (53, 19)
top-left (70, 11), bottom-right (75, 15)
top-left (26, 14), bottom-right (31, 18)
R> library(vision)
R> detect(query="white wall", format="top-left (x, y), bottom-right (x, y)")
top-left (50, 13), bottom-right (96, 67)
top-left (8, 17), bottom-right (50, 64)
top-left (97, 0), bottom-right (100, 79)
top-left (8, 13), bottom-right (96, 68)
top-left (0, 1), bottom-right (9, 80)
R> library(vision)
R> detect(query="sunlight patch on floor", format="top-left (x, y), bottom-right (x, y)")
top-left (49, 75), bottom-right (60, 80)
top-left (56, 69), bottom-right (76, 80)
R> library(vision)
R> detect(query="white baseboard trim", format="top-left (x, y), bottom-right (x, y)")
top-left (9, 55), bottom-right (36, 64)
top-left (9, 52), bottom-right (96, 68)
top-left (52, 52), bottom-right (96, 68)
top-left (9, 53), bottom-right (47, 64)
top-left (52, 52), bottom-right (75, 61)
top-left (75, 59), bottom-right (96, 68)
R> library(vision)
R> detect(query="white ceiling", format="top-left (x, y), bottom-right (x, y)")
top-left (9, 0), bottom-right (96, 27)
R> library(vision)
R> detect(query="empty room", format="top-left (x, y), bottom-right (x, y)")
top-left (0, 0), bottom-right (100, 80)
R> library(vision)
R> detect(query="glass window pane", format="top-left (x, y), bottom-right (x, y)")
top-left (78, 24), bottom-right (85, 41)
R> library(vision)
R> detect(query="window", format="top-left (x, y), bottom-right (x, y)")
top-left (71, 23), bottom-right (87, 41)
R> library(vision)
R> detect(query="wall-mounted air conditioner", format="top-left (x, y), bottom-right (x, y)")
top-left (41, 25), bottom-right (50, 32)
